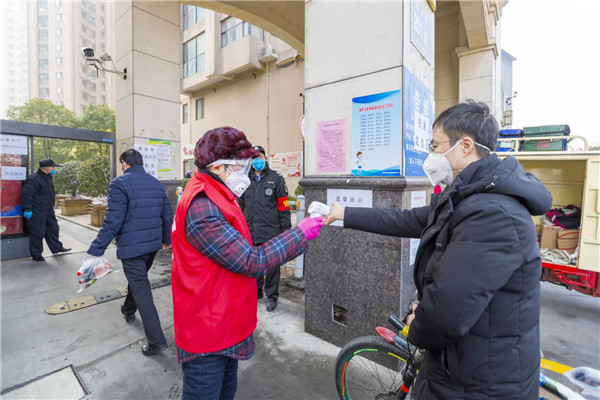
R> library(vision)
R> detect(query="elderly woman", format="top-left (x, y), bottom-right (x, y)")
top-left (171, 126), bottom-right (324, 400)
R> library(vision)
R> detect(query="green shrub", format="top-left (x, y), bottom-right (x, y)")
top-left (79, 154), bottom-right (110, 202)
top-left (294, 185), bottom-right (303, 197)
top-left (53, 161), bottom-right (80, 197)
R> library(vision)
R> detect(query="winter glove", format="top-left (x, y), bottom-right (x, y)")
top-left (297, 217), bottom-right (324, 241)
top-left (23, 211), bottom-right (33, 220)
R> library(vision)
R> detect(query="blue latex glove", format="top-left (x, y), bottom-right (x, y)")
top-left (23, 211), bottom-right (33, 220)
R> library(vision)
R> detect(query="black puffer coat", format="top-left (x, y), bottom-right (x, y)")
top-left (21, 169), bottom-right (56, 214)
top-left (345, 154), bottom-right (552, 399)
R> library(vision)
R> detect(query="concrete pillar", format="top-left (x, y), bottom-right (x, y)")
top-left (457, 45), bottom-right (498, 114)
top-left (302, 1), bottom-right (435, 347)
top-left (115, 1), bottom-right (181, 179)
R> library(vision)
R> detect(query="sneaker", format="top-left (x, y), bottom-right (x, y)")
top-left (266, 298), bottom-right (277, 312)
top-left (141, 343), bottom-right (168, 356)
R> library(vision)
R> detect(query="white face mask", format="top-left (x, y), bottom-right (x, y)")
top-left (209, 158), bottom-right (252, 197)
top-left (423, 140), bottom-right (462, 186)
top-left (423, 139), bottom-right (491, 187)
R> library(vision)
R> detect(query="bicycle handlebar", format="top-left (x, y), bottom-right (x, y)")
top-left (389, 314), bottom-right (410, 337)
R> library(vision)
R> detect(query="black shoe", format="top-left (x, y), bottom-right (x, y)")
top-left (52, 247), bottom-right (71, 254)
top-left (121, 306), bottom-right (135, 323)
top-left (32, 256), bottom-right (46, 262)
top-left (267, 298), bottom-right (277, 312)
top-left (142, 343), bottom-right (168, 356)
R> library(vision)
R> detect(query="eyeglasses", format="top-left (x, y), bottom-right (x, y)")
top-left (429, 140), bottom-right (456, 152)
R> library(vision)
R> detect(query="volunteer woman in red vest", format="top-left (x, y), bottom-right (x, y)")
top-left (171, 126), bottom-right (324, 400)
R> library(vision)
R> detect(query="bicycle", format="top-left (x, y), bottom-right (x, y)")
top-left (334, 314), bottom-right (583, 400)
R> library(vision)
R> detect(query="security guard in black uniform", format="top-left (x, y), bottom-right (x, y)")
top-left (21, 159), bottom-right (71, 261)
top-left (239, 146), bottom-right (292, 312)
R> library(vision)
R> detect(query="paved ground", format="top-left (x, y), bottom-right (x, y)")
top-left (1, 215), bottom-right (598, 399)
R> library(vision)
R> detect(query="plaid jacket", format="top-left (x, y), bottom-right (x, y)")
top-left (176, 192), bottom-right (307, 363)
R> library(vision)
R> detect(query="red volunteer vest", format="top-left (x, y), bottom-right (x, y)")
top-left (171, 172), bottom-right (257, 353)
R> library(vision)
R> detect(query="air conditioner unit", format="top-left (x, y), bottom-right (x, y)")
top-left (258, 45), bottom-right (278, 63)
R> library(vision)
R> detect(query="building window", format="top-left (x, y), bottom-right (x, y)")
top-left (57, 101), bottom-right (64, 105)
top-left (56, 0), bottom-right (62, 6)
top-left (39, 59), bottom-right (49, 71)
top-left (56, 58), bottom-right (63, 65)
top-left (221, 17), bottom-right (264, 47)
top-left (182, 104), bottom-right (189, 124)
top-left (183, 33), bottom-right (205, 78)
top-left (38, 0), bottom-right (48, 12)
top-left (89, 82), bottom-right (96, 91)
top-left (55, 14), bottom-right (62, 22)
top-left (38, 15), bottom-right (48, 28)
top-left (183, 5), bottom-right (204, 30)
top-left (56, 87), bottom-right (62, 94)
top-left (56, 43), bottom-right (63, 50)
top-left (81, 79), bottom-right (88, 88)
top-left (39, 44), bottom-right (49, 57)
top-left (196, 98), bottom-right (204, 120)
top-left (88, 16), bottom-right (96, 25)
top-left (38, 30), bottom-right (48, 42)
top-left (56, 72), bottom-right (63, 79)
top-left (56, 28), bottom-right (62, 36)
top-left (89, 30), bottom-right (96, 39)
top-left (90, 96), bottom-right (96, 104)
top-left (39, 88), bottom-right (50, 99)
top-left (88, 3), bottom-right (95, 12)
top-left (39, 73), bottom-right (49, 85)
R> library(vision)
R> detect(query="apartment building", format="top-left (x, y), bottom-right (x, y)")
top-left (179, 5), bottom-right (304, 190)
top-left (1, 2), bottom-right (30, 118)
top-left (25, 0), bottom-right (116, 115)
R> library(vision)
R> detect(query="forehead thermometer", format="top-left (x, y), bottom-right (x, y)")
top-left (308, 201), bottom-right (330, 218)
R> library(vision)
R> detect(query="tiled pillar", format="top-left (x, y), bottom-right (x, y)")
top-left (115, 1), bottom-right (181, 179)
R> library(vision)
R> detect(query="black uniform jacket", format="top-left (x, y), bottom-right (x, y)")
top-left (21, 169), bottom-right (56, 214)
top-left (344, 154), bottom-right (553, 399)
top-left (239, 165), bottom-right (291, 244)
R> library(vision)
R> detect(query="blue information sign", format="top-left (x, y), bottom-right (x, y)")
top-left (410, 0), bottom-right (433, 64)
top-left (403, 68), bottom-right (434, 177)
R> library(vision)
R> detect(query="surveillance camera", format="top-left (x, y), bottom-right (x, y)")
top-left (81, 47), bottom-right (95, 58)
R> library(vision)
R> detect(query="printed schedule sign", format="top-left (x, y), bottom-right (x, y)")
top-left (352, 90), bottom-right (402, 176)
top-left (403, 68), bottom-right (434, 177)
top-left (149, 139), bottom-right (171, 172)
top-left (316, 119), bottom-right (346, 173)
top-left (134, 144), bottom-right (158, 178)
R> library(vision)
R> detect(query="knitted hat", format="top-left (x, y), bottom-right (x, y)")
top-left (194, 126), bottom-right (259, 168)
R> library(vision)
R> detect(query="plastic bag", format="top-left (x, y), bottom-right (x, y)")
top-left (76, 255), bottom-right (118, 293)
top-left (565, 367), bottom-right (600, 399)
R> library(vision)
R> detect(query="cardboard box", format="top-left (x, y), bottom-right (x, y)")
top-left (540, 225), bottom-right (561, 249)
top-left (558, 229), bottom-right (579, 240)
top-left (557, 238), bottom-right (578, 254)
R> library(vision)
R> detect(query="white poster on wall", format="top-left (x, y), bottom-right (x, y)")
top-left (326, 189), bottom-right (373, 228)
top-left (134, 144), bottom-right (158, 178)
top-left (1, 166), bottom-right (27, 180)
top-left (409, 191), bottom-right (427, 265)
top-left (0, 134), bottom-right (28, 155)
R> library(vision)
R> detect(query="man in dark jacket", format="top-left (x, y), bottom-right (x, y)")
top-left (21, 158), bottom-right (71, 262)
top-left (326, 101), bottom-right (553, 399)
top-left (88, 149), bottom-right (173, 356)
top-left (239, 145), bottom-right (292, 312)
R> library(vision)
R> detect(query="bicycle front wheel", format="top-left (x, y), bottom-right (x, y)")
top-left (335, 335), bottom-right (411, 400)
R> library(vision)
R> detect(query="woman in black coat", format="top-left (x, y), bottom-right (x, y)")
top-left (326, 101), bottom-right (553, 399)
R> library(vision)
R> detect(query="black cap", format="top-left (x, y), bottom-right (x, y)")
top-left (39, 159), bottom-right (62, 167)
top-left (253, 145), bottom-right (265, 156)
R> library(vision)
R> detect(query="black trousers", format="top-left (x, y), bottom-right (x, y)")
top-left (121, 251), bottom-right (166, 347)
top-left (27, 211), bottom-right (64, 258)
top-left (256, 242), bottom-right (280, 301)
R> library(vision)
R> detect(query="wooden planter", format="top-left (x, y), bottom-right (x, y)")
top-left (60, 199), bottom-right (92, 216)
top-left (54, 195), bottom-right (66, 207)
top-left (88, 205), bottom-right (107, 227)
